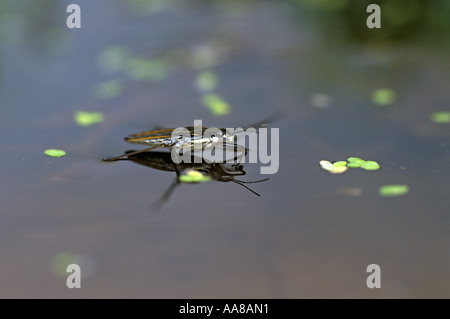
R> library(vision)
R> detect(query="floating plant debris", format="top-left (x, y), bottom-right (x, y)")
top-left (74, 111), bottom-right (105, 127)
top-left (179, 169), bottom-right (212, 183)
top-left (44, 149), bottom-right (66, 157)
top-left (430, 112), bottom-right (450, 124)
top-left (195, 70), bottom-right (219, 92)
top-left (371, 88), bottom-right (396, 106)
top-left (379, 184), bottom-right (409, 197)
top-left (360, 160), bottom-right (380, 171)
top-left (201, 93), bottom-right (231, 116)
top-left (319, 160), bottom-right (348, 174)
top-left (320, 157), bottom-right (380, 173)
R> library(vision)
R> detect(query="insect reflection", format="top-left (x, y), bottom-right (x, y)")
top-left (114, 150), bottom-right (269, 207)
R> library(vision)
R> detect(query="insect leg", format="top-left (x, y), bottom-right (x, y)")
top-left (222, 142), bottom-right (248, 163)
top-left (152, 177), bottom-right (180, 211)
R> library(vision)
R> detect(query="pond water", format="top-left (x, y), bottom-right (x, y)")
top-left (1, 0), bottom-right (450, 298)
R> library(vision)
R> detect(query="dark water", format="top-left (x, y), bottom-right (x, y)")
top-left (1, 0), bottom-right (450, 298)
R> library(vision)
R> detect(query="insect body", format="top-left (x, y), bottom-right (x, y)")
top-left (125, 126), bottom-right (230, 147)
top-left (104, 125), bottom-right (241, 162)
top-left (103, 113), bottom-right (281, 162)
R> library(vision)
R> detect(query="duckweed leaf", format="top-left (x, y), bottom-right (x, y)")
top-left (379, 184), bottom-right (409, 197)
top-left (44, 149), bottom-right (66, 157)
top-left (329, 166), bottom-right (348, 174)
top-left (371, 88), bottom-right (396, 106)
top-left (74, 111), bottom-right (105, 127)
top-left (347, 157), bottom-right (364, 168)
top-left (361, 160), bottom-right (380, 171)
top-left (333, 161), bottom-right (347, 168)
top-left (319, 160), bottom-right (333, 170)
top-left (347, 157), bottom-right (364, 164)
top-left (430, 112), bottom-right (450, 124)
top-left (201, 93), bottom-right (231, 116)
top-left (179, 170), bottom-right (212, 183)
top-left (320, 160), bottom-right (348, 174)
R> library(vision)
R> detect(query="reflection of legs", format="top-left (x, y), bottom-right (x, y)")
top-left (222, 143), bottom-right (248, 163)
top-left (232, 178), bottom-right (270, 197)
top-left (103, 145), bottom-right (163, 162)
top-left (152, 178), bottom-right (179, 210)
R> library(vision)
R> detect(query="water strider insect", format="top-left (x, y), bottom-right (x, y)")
top-left (103, 114), bottom-right (281, 163)
top-left (103, 125), bottom-right (244, 162)
top-left (117, 151), bottom-right (269, 208)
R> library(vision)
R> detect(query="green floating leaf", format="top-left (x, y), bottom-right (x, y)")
top-left (361, 160), bottom-right (380, 171)
top-left (371, 88), bottom-right (396, 106)
top-left (195, 71), bottom-right (219, 92)
top-left (44, 149), bottom-right (66, 158)
top-left (379, 184), bottom-right (409, 197)
top-left (348, 157), bottom-right (364, 164)
top-left (74, 111), bottom-right (105, 127)
top-left (94, 79), bottom-right (123, 99)
top-left (126, 57), bottom-right (171, 81)
top-left (97, 46), bottom-right (130, 73)
top-left (179, 170), bottom-right (211, 183)
top-left (430, 112), bottom-right (450, 124)
top-left (347, 162), bottom-right (362, 168)
top-left (319, 160), bottom-right (347, 174)
top-left (201, 93), bottom-right (231, 116)
top-left (333, 161), bottom-right (347, 168)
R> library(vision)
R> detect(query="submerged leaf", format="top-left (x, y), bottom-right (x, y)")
top-left (44, 149), bottom-right (66, 157)
top-left (430, 112), bottom-right (450, 124)
top-left (74, 111), bottom-right (105, 127)
top-left (201, 93), bottom-right (231, 116)
top-left (371, 88), bottom-right (396, 106)
top-left (195, 71), bottom-right (219, 92)
top-left (379, 184), bottom-right (409, 197)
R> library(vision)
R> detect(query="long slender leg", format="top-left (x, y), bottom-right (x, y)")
top-left (152, 178), bottom-right (179, 211)
top-left (232, 178), bottom-right (270, 197)
top-left (103, 145), bottom-right (164, 162)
